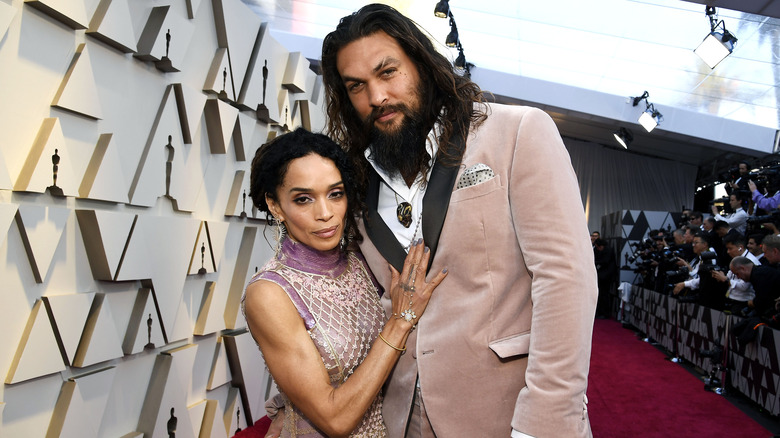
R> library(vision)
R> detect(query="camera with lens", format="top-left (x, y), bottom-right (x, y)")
top-left (699, 345), bottom-right (722, 361)
top-left (747, 208), bottom-right (780, 225)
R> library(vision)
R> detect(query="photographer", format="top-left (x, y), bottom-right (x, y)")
top-left (749, 179), bottom-right (780, 211)
top-left (748, 234), bottom-right (766, 265)
top-left (594, 238), bottom-right (617, 318)
top-left (761, 234), bottom-right (780, 267)
top-left (688, 211), bottom-right (704, 230)
top-left (672, 233), bottom-right (718, 297)
top-left (711, 192), bottom-right (749, 235)
top-left (673, 228), bottom-right (694, 261)
top-left (725, 161), bottom-right (750, 195)
top-left (730, 256), bottom-right (780, 318)
top-left (712, 235), bottom-right (759, 313)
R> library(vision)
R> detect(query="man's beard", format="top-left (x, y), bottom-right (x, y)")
top-left (365, 99), bottom-right (430, 182)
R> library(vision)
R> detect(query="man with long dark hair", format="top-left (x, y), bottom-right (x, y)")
top-left (320, 4), bottom-right (597, 437)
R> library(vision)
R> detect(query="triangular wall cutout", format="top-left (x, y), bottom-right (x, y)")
top-left (14, 118), bottom-right (78, 196)
top-left (72, 293), bottom-right (124, 367)
top-left (0, 202), bottom-right (18, 248)
top-left (79, 133), bottom-right (129, 203)
top-left (15, 204), bottom-right (71, 283)
top-left (47, 366), bottom-right (116, 438)
top-left (206, 221), bottom-right (230, 272)
top-left (6, 300), bottom-right (66, 384)
top-left (137, 344), bottom-right (198, 438)
top-left (43, 292), bottom-right (96, 365)
top-left (122, 288), bottom-right (165, 355)
top-left (189, 222), bottom-right (213, 275)
top-left (204, 99), bottom-right (238, 155)
top-left (0, 2), bottom-right (17, 42)
top-left (86, 0), bottom-right (136, 53)
top-left (128, 85), bottom-right (187, 207)
top-left (187, 400), bottom-right (208, 438)
top-left (222, 387), bottom-right (247, 436)
top-left (203, 48), bottom-right (232, 99)
top-left (224, 170), bottom-right (246, 218)
top-left (238, 24), bottom-right (288, 123)
top-left (194, 281), bottom-right (216, 336)
top-left (173, 84), bottom-right (207, 145)
top-left (206, 337), bottom-right (232, 390)
top-left (212, 0), bottom-right (261, 103)
top-left (224, 330), bottom-right (268, 424)
top-left (198, 399), bottom-right (228, 438)
top-left (75, 210), bottom-right (135, 281)
top-left (52, 43), bottom-right (103, 119)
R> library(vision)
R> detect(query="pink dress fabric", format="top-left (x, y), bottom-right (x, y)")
top-left (243, 238), bottom-right (387, 437)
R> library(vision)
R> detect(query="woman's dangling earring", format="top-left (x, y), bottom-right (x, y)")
top-left (273, 217), bottom-right (286, 255)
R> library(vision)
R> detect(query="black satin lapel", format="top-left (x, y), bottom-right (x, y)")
top-left (421, 130), bottom-right (466, 272)
top-left (364, 169), bottom-right (407, 273)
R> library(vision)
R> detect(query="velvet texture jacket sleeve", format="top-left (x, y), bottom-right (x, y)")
top-left (504, 106), bottom-right (597, 437)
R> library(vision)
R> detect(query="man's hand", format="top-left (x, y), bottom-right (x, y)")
top-left (711, 270), bottom-right (727, 282)
top-left (749, 180), bottom-right (758, 192)
top-left (673, 283), bottom-right (685, 295)
top-left (762, 222), bottom-right (780, 235)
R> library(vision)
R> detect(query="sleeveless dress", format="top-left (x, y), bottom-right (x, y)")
top-left (243, 238), bottom-right (388, 437)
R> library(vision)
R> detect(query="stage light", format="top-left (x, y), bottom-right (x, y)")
top-left (631, 91), bottom-right (663, 132)
top-left (446, 20), bottom-right (459, 47)
top-left (638, 105), bottom-right (662, 132)
top-left (434, 0), bottom-right (449, 18)
top-left (694, 6), bottom-right (737, 69)
top-left (454, 46), bottom-right (466, 69)
top-left (613, 127), bottom-right (633, 149)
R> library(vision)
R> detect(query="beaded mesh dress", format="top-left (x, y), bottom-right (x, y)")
top-left (243, 238), bottom-right (388, 437)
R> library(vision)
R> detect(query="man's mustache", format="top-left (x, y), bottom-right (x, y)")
top-left (366, 104), bottom-right (411, 124)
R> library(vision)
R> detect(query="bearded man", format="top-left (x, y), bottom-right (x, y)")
top-left (320, 4), bottom-right (597, 437)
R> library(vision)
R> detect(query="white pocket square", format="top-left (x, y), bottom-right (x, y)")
top-left (457, 163), bottom-right (495, 189)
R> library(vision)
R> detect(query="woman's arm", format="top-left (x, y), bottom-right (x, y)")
top-left (244, 240), bottom-right (446, 437)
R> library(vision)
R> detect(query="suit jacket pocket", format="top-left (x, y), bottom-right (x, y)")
top-left (450, 174), bottom-right (502, 203)
top-left (488, 332), bottom-right (530, 358)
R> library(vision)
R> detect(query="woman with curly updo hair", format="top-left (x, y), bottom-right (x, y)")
top-left (243, 128), bottom-right (447, 437)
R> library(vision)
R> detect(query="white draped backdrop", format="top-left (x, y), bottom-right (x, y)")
top-left (563, 138), bottom-right (696, 234)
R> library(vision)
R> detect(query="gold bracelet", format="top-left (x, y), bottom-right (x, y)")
top-left (377, 332), bottom-right (406, 353)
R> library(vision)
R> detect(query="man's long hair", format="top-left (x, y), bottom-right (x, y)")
top-left (321, 3), bottom-right (487, 187)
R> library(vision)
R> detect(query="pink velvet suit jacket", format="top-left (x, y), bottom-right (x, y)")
top-left (357, 103), bottom-right (598, 437)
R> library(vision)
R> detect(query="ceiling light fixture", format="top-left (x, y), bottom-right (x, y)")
top-left (446, 18), bottom-right (459, 47)
top-left (638, 104), bottom-right (663, 132)
top-left (694, 6), bottom-right (738, 69)
top-left (631, 90), bottom-right (663, 132)
top-left (434, 2), bottom-right (473, 77)
top-left (434, 0), bottom-right (449, 18)
top-left (613, 127), bottom-right (633, 149)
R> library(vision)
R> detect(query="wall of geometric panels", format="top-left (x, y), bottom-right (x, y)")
top-left (0, 0), bottom-right (321, 435)
top-left (601, 209), bottom-right (683, 285)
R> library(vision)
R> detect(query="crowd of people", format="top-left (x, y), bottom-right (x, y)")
top-left (626, 162), bottom-right (780, 327)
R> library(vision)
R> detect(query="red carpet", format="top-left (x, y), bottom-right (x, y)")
top-left (233, 416), bottom-right (271, 438)
top-left (587, 318), bottom-right (774, 437)
top-left (235, 319), bottom-right (775, 437)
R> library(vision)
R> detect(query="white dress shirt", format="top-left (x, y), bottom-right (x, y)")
top-left (365, 129), bottom-right (438, 250)
top-left (713, 207), bottom-right (748, 235)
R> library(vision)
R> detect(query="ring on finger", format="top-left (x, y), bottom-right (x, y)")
top-left (399, 308), bottom-right (417, 323)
